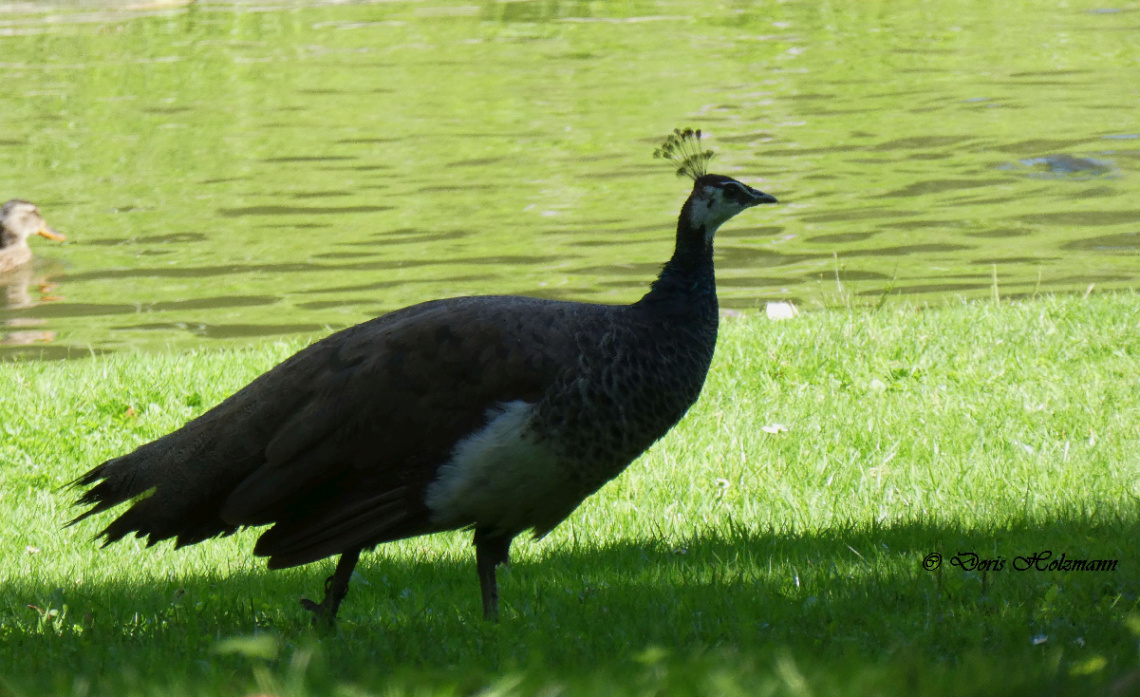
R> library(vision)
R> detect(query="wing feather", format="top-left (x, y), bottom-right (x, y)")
top-left (72, 295), bottom-right (591, 566)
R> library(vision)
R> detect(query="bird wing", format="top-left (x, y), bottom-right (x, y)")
top-left (73, 295), bottom-right (583, 568)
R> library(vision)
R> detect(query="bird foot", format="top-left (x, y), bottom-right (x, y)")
top-left (300, 570), bottom-right (346, 629)
top-left (299, 595), bottom-right (337, 629)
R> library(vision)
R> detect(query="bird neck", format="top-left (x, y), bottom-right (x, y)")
top-left (638, 196), bottom-right (717, 313)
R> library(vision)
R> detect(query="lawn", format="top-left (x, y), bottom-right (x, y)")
top-left (1, 293), bottom-right (1138, 696)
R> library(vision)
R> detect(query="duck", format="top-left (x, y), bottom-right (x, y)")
top-left (70, 130), bottom-right (778, 624)
top-left (0, 200), bottom-right (65, 274)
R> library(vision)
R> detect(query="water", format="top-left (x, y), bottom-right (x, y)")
top-left (0, 0), bottom-right (1137, 358)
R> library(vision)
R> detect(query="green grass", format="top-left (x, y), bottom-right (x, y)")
top-left (1, 293), bottom-right (1139, 696)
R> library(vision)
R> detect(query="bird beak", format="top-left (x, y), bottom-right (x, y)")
top-left (37, 225), bottom-right (65, 242)
top-left (745, 186), bottom-right (778, 207)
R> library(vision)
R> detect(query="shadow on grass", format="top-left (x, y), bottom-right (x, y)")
top-left (2, 512), bottom-right (1138, 693)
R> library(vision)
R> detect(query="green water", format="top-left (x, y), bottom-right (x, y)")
top-left (0, 0), bottom-right (1137, 357)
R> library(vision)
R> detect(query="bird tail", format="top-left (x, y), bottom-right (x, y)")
top-left (68, 422), bottom-right (255, 548)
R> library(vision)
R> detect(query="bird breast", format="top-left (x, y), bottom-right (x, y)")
top-left (422, 318), bottom-right (715, 540)
top-left (423, 399), bottom-right (573, 536)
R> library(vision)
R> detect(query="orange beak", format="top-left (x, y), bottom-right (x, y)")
top-left (37, 225), bottom-right (65, 242)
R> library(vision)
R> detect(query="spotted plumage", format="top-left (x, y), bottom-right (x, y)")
top-left (70, 143), bottom-right (778, 623)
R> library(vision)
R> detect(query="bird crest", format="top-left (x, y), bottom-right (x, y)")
top-left (653, 128), bottom-right (715, 181)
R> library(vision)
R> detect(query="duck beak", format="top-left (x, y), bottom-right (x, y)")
top-left (37, 225), bottom-right (65, 242)
top-left (745, 186), bottom-right (778, 207)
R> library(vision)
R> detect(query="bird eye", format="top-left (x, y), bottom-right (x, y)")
top-left (723, 183), bottom-right (746, 201)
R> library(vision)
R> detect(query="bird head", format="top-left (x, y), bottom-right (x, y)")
top-left (1, 199), bottom-right (65, 248)
top-left (654, 128), bottom-right (777, 241)
top-left (685, 173), bottom-right (777, 235)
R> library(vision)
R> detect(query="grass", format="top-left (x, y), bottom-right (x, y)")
top-left (1, 292), bottom-right (1139, 696)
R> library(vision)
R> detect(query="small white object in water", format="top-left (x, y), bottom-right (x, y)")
top-left (766, 301), bottom-right (799, 320)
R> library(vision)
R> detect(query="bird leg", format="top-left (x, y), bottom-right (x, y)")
top-left (474, 529), bottom-right (512, 621)
top-left (300, 548), bottom-right (360, 627)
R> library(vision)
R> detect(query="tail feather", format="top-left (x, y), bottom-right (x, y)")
top-left (68, 425), bottom-right (261, 547)
top-left (67, 459), bottom-right (141, 528)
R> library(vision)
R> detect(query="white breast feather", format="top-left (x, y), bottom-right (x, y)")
top-left (424, 400), bottom-right (565, 534)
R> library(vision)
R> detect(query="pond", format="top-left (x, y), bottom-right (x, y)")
top-left (0, 0), bottom-right (1137, 359)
